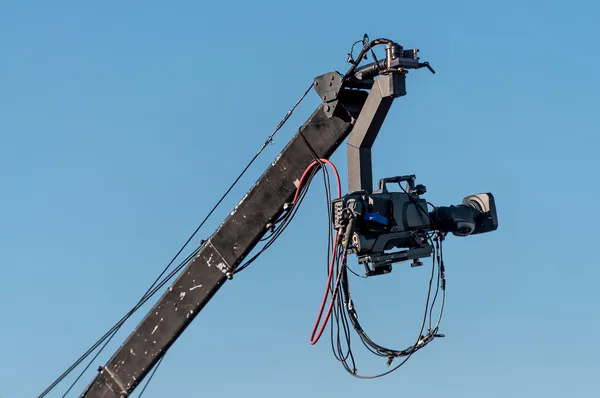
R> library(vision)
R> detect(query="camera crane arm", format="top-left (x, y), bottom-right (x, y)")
top-left (79, 39), bottom-right (426, 398)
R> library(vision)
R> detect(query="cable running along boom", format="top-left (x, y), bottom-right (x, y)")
top-left (37, 35), bottom-right (498, 398)
top-left (37, 81), bottom-right (315, 398)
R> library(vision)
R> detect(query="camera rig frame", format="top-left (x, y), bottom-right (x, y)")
top-left (330, 43), bottom-right (437, 276)
top-left (332, 174), bottom-right (435, 277)
top-left (52, 38), bottom-right (497, 398)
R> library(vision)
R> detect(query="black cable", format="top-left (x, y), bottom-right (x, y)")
top-left (369, 45), bottom-right (382, 72)
top-left (344, 245), bottom-right (438, 379)
top-left (429, 236), bottom-right (442, 331)
top-left (424, 234), bottom-right (446, 335)
top-left (338, 249), bottom-right (358, 373)
top-left (346, 246), bottom-right (438, 357)
top-left (137, 356), bottom-right (164, 397)
top-left (347, 33), bottom-right (371, 64)
top-left (331, 246), bottom-right (356, 371)
top-left (38, 81), bottom-right (315, 398)
top-left (37, 246), bottom-right (200, 398)
top-left (325, 215), bottom-right (446, 378)
top-left (239, 124), bottom-right (339, 272)
top-left (330, 246), bottom-right (347, 362)
top-left (292, 151), bottom-right (354, 368)
top-left (397, 182), bottom-right (436, 226)
top-left (308, 151), bottom-right (445, 378)
top-left (233, 166), bottom-right (319, 274)
top-left (59, 328), bottom-right (119, 397)
top-left (175, 80), bottom-right (312, 256)
top-left (433, 237), bottom-right (446, 330)
top-left (303, 143), bottom-right (355, 364)
top-left (348, 40), bottom-right (363, 64)
top-left (346, 265), bottom-right (367, 279)
top-left (66, 247), bottom-right (200, 397)
top-left (303, 129), bottom-right (447, 378)
top-left (253, 167), bottom-right (315, 255)
top-left (343, 38), bottom-right (393, 79)
top-left (60, 245), bottom-right (198, 397)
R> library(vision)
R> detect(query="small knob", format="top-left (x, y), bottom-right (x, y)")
top-left (411, 259), bottom-right (423, 268)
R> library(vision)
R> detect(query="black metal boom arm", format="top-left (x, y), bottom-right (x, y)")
top-left (81, 78), bottom-right (371, 398)
top-left (80, 40), bottom-right (425, 397)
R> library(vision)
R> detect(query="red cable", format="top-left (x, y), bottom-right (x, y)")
top-left (309, 237), bottom-right (347, 345)
top-left (289, 158), bottom-right (345, 345)
top-left (292, 159), bottom-right (341, 204)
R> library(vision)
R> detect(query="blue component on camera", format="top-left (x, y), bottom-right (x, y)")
top-left (363, 212), bottom-right (388, 225)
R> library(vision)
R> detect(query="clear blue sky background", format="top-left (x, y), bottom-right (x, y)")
top-left (1, 1), bottom-right (599, 397)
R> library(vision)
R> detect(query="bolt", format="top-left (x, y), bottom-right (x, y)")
top-left (331, 75), bottom-right (335, 80)
top-left (323, 95), bottom-right (327, 100)
top-left (314, 81), bottom-right (318, 86)
top-left (325, 105), bottom-right (330, 111)
top-left (329, 81), bottom-right (333, 86)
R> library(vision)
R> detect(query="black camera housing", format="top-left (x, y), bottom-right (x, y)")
top-left (331, 175), bottom-right (498, 276)
top-left (462, 193), bottom-right (498, 234)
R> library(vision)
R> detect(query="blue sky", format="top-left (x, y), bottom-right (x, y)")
top-left (1, 1), bottom-right (599, 397)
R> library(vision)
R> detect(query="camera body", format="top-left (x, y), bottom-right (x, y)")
top-left (331, 175), bottom-right (498, 276)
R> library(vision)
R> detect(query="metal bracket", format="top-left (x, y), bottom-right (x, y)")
top-left (346, 72), bottom-right (406, 193)
top-left (358, 244), bottom-right (433, 276)
top-left (99, 366), bottom-right (129, 397)
top-left (314, 71), bottom-right (344, 118)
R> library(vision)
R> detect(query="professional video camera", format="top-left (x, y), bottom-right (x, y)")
top-left (332, 174), bottom-right (498, 276)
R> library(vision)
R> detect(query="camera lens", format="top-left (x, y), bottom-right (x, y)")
top-left (462, 194), bottom-right (491, 214)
